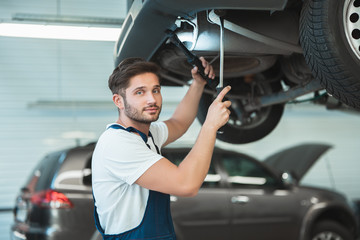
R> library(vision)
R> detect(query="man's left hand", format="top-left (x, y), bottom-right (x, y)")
top-left (191, 57), bottom-right (215, 85)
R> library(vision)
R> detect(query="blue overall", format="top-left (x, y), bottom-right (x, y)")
top-left (93, 124), bottom-right (176, 240)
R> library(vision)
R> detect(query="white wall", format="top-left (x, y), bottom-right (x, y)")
top-left (0, 0), bottom-right (128, 20)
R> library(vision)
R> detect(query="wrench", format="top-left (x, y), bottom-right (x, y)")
top-left (166, 30), bottom-right (218, 89)
top-left (216, 12), bottom-right (226, 134)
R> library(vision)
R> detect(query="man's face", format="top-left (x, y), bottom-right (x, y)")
top-left (121, 72), bottom-right (162, 124)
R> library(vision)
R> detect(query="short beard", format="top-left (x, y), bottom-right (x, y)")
top-left (123, 96), bottom-right (161, 124)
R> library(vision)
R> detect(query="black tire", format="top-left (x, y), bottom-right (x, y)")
top-left (300, 0), bottom-right (360, 110)
top-left (196, 78), bottom-right (284, 144)
top-left (310, 220), bottom-right (353, 240)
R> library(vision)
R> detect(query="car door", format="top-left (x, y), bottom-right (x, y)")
top-left (166, 149), bottom-right (231, 240)
top-left (220, 153), bottom-right (300, 240)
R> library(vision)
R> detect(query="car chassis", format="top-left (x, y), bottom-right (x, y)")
top-left (114, 0), bottom-right (360, 143)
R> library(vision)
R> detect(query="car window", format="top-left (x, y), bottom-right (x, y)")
top-left (25, 151), bottom-right (65, 192)
top-left (165, 149), bottom-right (221, 188)
top-left (201, 164), bottom-right (220, 188)
top-left (221, 153), bottom-right (277, 188)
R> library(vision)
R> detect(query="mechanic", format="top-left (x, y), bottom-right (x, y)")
top-left (92, 57), bottom-right (231, 240)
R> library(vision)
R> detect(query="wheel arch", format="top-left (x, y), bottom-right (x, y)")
top-left (300, 204), bottom-right (358, 240)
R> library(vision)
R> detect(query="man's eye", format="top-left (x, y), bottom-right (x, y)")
top-left (136, 91), bottom-right (143, 95)
top-left (153, 89), bottom-right (160, 93)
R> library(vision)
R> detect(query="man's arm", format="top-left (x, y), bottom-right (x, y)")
top-left (163, 57), bottom-right (215, 146)
top-left (136, 86), bottom-right (231, 197)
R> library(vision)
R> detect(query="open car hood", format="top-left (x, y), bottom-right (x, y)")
top-left (264, 143), bottom-right (332, 181)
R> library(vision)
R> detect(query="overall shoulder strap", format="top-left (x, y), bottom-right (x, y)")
top-left (108, 124), bottom-right (160, 154)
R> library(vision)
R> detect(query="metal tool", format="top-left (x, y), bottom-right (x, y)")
top-left (216, 13), bottom-right (226, 134)
top-left (167, 16), bottom-right (226, 134)
top-left (166, 30), bottom-right (218, 89)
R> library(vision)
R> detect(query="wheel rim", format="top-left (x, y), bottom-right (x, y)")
top-left (228, 101), bottom-right (271, 130)
top-left (343, 0), bottom-right (360, 60)
top-left (312, 231), bottom-right (343, 240)
top-left (226, 80), bottom-right (272, 130)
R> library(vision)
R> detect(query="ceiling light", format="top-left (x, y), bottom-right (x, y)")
top-left (0, 23), bottom-right (121, 41)
top-left (12, 13), bottom-right (124, 26)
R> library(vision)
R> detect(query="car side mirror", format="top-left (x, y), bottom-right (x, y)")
top-left (281, 172), bottom-right (298, 186)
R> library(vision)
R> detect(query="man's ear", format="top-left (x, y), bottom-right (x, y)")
top-left (113, 94), bottom-right (124, 109)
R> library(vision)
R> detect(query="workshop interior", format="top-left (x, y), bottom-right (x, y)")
top-left (1, 0), bottom-right (360, 239)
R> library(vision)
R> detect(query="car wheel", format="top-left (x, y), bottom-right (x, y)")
top-left (311, 220), bottom-right (353, 240)
top-left (300, 0), bottom-right (360, 109)
top-left (196, 76), bottom-right (284, 144)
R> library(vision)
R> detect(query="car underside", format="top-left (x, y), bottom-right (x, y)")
top-left (115, 0), bottom-right (360, 144)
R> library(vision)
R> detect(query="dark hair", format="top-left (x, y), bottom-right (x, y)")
top-left (108, 58), bottom-right (161, 96)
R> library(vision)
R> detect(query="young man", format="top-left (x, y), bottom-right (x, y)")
top-left (92, 57), bottom-right (231, 240)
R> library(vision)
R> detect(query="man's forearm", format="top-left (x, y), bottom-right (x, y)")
top-left (164, 80), bottom-right (206, 145)
top-left (176, 86), bottom-right (231, 196)
top-left (171, 81), bottom-right (206, 130)
top-left (177, 123), bottom-right (217, 195)
top-left (164, 57), bottom-right (214, 146)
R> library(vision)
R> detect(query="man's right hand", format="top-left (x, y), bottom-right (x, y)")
top-left (204, 86), bottom-right (232, 131)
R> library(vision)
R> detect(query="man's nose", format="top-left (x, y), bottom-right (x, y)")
top-left (146, 92), bottom-right (156, 104)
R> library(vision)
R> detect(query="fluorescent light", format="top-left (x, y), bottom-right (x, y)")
top-left (12, 13), bottom-right (124, 26)
top-left (0, 23), bottom-right (121, 41)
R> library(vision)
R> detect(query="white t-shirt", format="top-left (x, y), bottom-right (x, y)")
top-left (92, 122), bottom-right (168, 234)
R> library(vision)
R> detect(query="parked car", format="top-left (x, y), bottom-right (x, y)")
top-left (11, 143), bottom-right (359, 240)
top-left (114, 0), bottom-right (360, 144)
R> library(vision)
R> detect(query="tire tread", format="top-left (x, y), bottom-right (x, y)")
top-left (300, 0), bottom-right (360, 109)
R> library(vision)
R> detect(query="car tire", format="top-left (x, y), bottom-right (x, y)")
top-left (196, 78), bottom-right (284, 144)
top-left (310, 220), bottom-right (353, 240)
top-left (300, 0), bottom-right (360, 110)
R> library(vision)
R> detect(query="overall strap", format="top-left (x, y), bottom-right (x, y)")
top-left (108, 124), bottom-right (160, 154)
